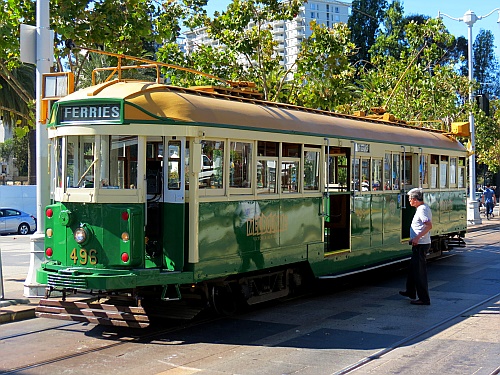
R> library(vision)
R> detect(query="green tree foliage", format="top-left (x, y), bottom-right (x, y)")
top-left (475, 99), bottom-right (500, 173)
top-left (289, 21), bottom-right (357, 110)
top-left (202, 0), bottom-right (303, 100)
top-left (0, 0), bottom-right (34, 70)
top-left (0, 0), bottom-right (36, 130)
top-left (368, 1), bottom-right (406, 59)
top-left (0, 64), bottom-right (35, 132)
top-left (473, 29), bottom-right (499, 97)
top-left (0, 133), bottom-right (29, 176)
top-left (347, 0), bottom-right (388, 67)
top-left (354, 17), bottom-right (471, 127)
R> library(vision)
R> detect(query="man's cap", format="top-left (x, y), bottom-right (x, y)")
top-left (407, 187), bottom-right (423, 200)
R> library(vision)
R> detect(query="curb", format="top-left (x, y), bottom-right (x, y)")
top-left (0, 303), bottom-right (36, 324)
top-left (467, 222), bottom-right (498, 232)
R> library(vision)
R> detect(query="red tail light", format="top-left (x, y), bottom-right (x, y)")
top-left (121, 253), bottom-right (129, 263)
top-left (46, 248), bottom-right (53, 257)
top-left (46, 208), bottom-right (53, 218)
top-left (121, 211), bottom-right (129, 221)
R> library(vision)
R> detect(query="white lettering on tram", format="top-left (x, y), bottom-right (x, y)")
top-left (61, 104), bottom-right (121, 122)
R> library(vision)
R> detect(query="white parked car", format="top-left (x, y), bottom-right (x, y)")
top-left (0, 208), bottom-right (37, 235)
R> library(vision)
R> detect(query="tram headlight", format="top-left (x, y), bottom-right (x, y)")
top-left (74, 227), bottom-right (89, 244)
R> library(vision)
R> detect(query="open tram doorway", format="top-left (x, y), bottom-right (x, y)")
top-left (145, 137), bottom-right (165, 262)
top-left (324, 146), bottom-right (351, 253)
top-left (144, 136), bottom-right (187, 270)
top-left (401, 152), bottom-right (417, 241)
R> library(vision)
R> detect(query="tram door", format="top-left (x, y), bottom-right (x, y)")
top-left (325, 147), bottom-right (351, 252)
top-left (144, 138), bottom-right (165, 265)
top-left (163, 137), bottom-right (186, 270)
top-left (401, 152), bottom-right (416, 240)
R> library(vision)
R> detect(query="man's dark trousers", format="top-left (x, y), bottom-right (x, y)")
top-left (406, 244), bottom-right (431, 303)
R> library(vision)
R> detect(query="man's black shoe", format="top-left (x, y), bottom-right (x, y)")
top-left (399, 291), bottom-right (416, 299)
top-left (410, 299), bottom-right (430, 305)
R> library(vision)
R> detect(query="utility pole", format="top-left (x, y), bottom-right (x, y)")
top-left (24, 0), bottom-right (52, 297)
top-left (438, 8), bottom-right (500, 225)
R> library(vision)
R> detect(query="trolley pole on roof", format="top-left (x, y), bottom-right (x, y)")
top-left (24, 0), bottom-right (52, 297)
top-left (438, 8), bottom-right (500, 225)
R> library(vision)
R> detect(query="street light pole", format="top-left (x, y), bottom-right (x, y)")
top-left (438, 8), bottom-right (500, 225)
top-left (24, 0), bottom-right (52, 297)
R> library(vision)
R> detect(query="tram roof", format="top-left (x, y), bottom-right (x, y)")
top-left (57, 80), bottom-right (466, 152)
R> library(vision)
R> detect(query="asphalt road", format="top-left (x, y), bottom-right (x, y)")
top-left (0, 227), bottom-right (499, 375)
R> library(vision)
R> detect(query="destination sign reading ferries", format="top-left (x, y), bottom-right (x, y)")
top-left (60, 104), bottom-right (121, 123)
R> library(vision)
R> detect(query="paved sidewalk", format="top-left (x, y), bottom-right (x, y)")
top-left (0, 216), bottom-right (498, 324)
top-left (0, 235), bottom-right (38, 323)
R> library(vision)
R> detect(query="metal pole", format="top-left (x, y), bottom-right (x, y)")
top-left (0, 248), bottom-right (4, 300)
top-left (35, 0), bottom-right (51, 230)
top-left (467, 22), bottom-right (476, 202)
top-left (24, 0), bottom-right (51, 297)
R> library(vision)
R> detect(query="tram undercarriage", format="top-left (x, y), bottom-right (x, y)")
top-left (35, 265), bottom-right (308, 328)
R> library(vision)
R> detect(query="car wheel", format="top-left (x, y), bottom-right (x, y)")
top-left (18, 223), bottom-right (30, 235)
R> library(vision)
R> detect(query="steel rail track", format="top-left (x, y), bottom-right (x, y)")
top-left (1, 314), bottom-right (223, 375)
top-left (333, 291), bottom-right (500, 375)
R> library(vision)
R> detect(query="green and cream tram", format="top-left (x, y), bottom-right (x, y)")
top-left (36, 78), bottom-right (467, 327)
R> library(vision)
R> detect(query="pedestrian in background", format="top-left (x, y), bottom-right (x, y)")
top-left (400, 188), bottom-right (432, 305)
top-left (482, 184), bottom-right (496, 219)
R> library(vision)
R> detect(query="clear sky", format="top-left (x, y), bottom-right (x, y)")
top-left (205, 0), bottom-right (500, 56)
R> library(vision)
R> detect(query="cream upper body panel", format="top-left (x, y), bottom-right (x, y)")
top-left (53, 80), bottom-right (466, 153)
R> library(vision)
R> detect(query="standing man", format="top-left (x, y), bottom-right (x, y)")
top-left (400, 188), bottom-right (432, 305)
top-left (482, 184), bottom-right (496, 219)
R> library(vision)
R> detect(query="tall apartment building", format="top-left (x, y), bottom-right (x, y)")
top-left (182, 0), bottom-right (350, 72)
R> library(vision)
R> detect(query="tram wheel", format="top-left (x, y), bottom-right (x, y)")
top-left (210, 284), bottom-right (238, 316)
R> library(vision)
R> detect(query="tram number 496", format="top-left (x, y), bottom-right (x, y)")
top-left (70, 248), bottom-right (98, 265)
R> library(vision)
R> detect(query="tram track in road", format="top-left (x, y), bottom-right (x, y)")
top-left (0, 314), bottom-right (224, 375)
top-left (2, 228), bottom-right (498, 375)
top-left (333, 294), bottom-right (500, 375)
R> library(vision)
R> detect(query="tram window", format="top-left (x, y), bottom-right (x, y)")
top-left (450, 157), bottom-right (457, 186)
top-left (372, 158), bottom-right (382, 191)
top-left (102, 136), bottom-right (138, 189)
top-left (440, 155), bottom-right (449, 188)
top-left (257, 141), bottom-right (278, 194)
top-left (458, 168), bottom-right (465, 188)
top-left (257, 159), bottom-right (277, 194)
top-left (328, 154), bottom-right (348, 191)
top-left (384, 153), bottom-right (391, 190)
top-left (392, 154), bottom-right (400, 190)
top-left (283, 143), bottom-right (301, 157)
top-left (200, 140), bottom-right (224, 189)
top-left (458, 157), bottom-right (466, 188)
top-left (54, 138), bottom-right (63, 188)
top-left (430, 154), bottom-right (439, 188)
top-left (167, 141), bottom-right (181, 190)
top-left (420, 155), bottom-right (429, 187)
top-left (258, 141), bottom-right (278, 156)
top-left (352, 158), bottom-right (360, 191)
top-left (402, 155), bottom-right (411, 186)
top-left (66, 136), bottom-right (96, 188)
top-left (304, 149), bottom-right (320, 191)
top-left (361, 158), bottom-right (370, 191)
top-left (230, 141), bottom-right (252, 188)
top-left (281, 160), bottom-right (299, 193)
top-left (66, 139), bottom-right (75, 188)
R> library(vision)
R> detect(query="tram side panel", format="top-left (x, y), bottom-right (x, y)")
top-left (195, 197), bottom-right (322, 280)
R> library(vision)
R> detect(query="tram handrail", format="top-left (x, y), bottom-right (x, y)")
top-left (65, 40), bottom-right (250, 89)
